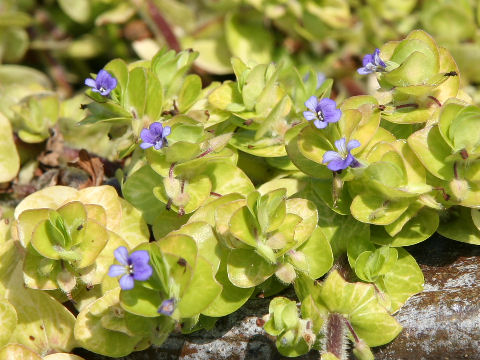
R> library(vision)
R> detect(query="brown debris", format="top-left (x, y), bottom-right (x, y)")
top-left (68, 149), bottom-right (104, 188)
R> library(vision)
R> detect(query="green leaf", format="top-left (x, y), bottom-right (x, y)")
top-left (0, 113), bottom-right (20, 182)
top-left (227, 249), bottom-right (276, 288)
top-left (122, 165), bottom-right (167, 224)
top-left (0, 299), bottom-right (17, 347)
top-left (295, 228), bottom-right (333, 279)
top-left (228, 206), bottom-right (259, 247)
top-left (178, 75), bottom-right (202, 113)
top-left (201, 258), bottom-right (254, 317)
top-left (297, 125), bottom-right (332, 165)
top-left (354, 247), bottom-right (398, 282)
top-left (208, 81), bottom-right (244, 111)
top-left (125, 67), bottom-right (147, 119)
top-left (286, 198), bottom-right (318, 244)
top-left (438, 206), bottom-right (480, 245)
top-left (350, 193), bottom-right (410, 225)
top-left (371, 207), bottom-right (439, 247)
top-left (171, 222), bottom-right (221, 274)
top-left (145, 70), bottom-right (163, 123)
top-left (58, 0), bottom-right (91, 23)
top-left (157, 234), bottom-right (198, 270)
top-left (319, 271), bottom-right (402, 346)
top-left (408, 125), bottom-right (454, 180)
top-left (177, 256), bottom-right (222, 318)
top-left (225, 12), bottom-right (273, 65)
top-left (0, 241), bottom-right (76, 353)
top-left (104, 59), bottom-right (129, 103)
top-left (379, 248), bottom-right (424, 312)
top-left (0, 344), bottom-right (42, 360)
top-left (258, 188), bottom-right (287, 234)
top-left (120, 285), bottom-right (163, 318)
top-left (75, 289), bottom-right (142, 357)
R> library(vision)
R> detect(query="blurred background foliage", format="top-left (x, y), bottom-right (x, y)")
top-left (2, 0), bottom-right (480, 97)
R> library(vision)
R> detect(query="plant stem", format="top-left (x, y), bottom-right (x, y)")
top-left (145, 0), bottom-right (180, 51)
top-left (326, 313), bottom-right (346, 359)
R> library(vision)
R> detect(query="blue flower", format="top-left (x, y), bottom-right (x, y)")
top-left (158, 298), bottom-right (176, 316)
top-left (357, 49), bottom-right (386, 75)
top-left (140, 122), bottom-right (171, 150)
top-left (108, 246), bottom-right (153, 290)
top-left (303, 97), bottom-right (342, 129)
top-left (85, 69), bottom-right (117, 96)
top-left (323, 138), bottom-right (361, 171)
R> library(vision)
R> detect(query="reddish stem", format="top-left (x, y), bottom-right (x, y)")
top-left (427, 96), bottom-right (442, 107)
top-left (146, 0), bottom-right (180, 51)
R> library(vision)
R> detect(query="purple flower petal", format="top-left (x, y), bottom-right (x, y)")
top-left (149, 122), bottom-right (164, 136)
top-left (154, 140), bottom-right (164, 150)
top-left (357, 67), bottom-right (373, 75)
top-left (318, 98), bottom-right (336, 110)
top-left (140, 128), bottom-right (156, 144)
top-left (347, 139), bottom-right (361, 151)
top-left (323, 151), bottom-right (344, 164)
top-left (85, 78), bottom-right (96, 88)
top-left (129, 250), bottom-right (150, 266)
top-left (105, 76), bottom-right (117, 91)
top-left (362, 53), bottom-right (374, 67)
top-left (304, 96), bottom-right (319, 112)
top-left (96, 69), bottom-right (109, 83)
top-left (319, 98), bottom-right (342, 123)
top-left (327, 158), bottom-right (349, 171)
top-left (303, 111), bottom-right (317, 121)
top-left (313, 119), bottom-right (328, 129)
top-left (334, 138), bottom-right (348, 153)
top-left (158, 298), bottom-right (175, 316)
top-left (100, 88), bottom-right (111, 96)
top-left (140, 142), bottom-right (154, 149)
top-left (343, 153), bottom-right (356, 168)
top-left (133, 263), bottom-right (153, 281)
top-left (374, 48), bottom-right (386, 67)
top-left (162, 126), bottom-right (171, 137)
top-left (114, 246), bottom-right (129, 266)
top-left (119, 274), bottom-right (135, 290)
top-left (108, 264), bottom-right (126, 277)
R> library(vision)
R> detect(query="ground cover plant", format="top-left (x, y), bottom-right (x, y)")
top-left (1, 1), bottom-right (480, 359)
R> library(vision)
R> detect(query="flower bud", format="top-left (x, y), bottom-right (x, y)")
top-left (449, 178), bottom-right (469, 202)
top-left (352, 339), bottom-right (374, 360)
top-left (275, 263), bottom-right (297, 284)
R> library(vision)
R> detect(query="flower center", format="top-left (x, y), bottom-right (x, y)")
top-left (99, 86), bottom-right (107, 92)
top-left (317, 110), bottom-right (325, 121)
top-left (127, 264), bottom-right (134, 275)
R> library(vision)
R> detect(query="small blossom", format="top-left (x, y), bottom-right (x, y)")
top-left (323, 138), bottom-right (361, 171)
top-left (303, 97), bottom-right (342, 129)
top-left (85, 69), bottom-right (117, 96)
top-left (140, 122), bottom-right (171, 150)
top-left (357, 48), bottom-right (386, 75)
top-left (108, 246), bottom-right (153, 290)
top-left (158, 298), bottom-right (176, 316)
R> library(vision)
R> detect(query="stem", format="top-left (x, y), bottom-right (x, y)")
top-left (453, 161), bottom-right (459, 180)
top-left (169, 162), bottom-right (176, 179)
top-left (433, 187), bottom-right (450, 201)
top-left (145, 0), bottom-right (180, 51)
top-left (427, 96), bottom-right (442, 107)
top-left (395, 103), bottom-right (419, 110)
top-left (210, 192), bottom-right (222, 197)
top-left (196, 148), bottom-right (213, 158)
top-left (326, 313), bottom-right (345, 359)
top-left (344, 318), bottom-right (359, 343)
